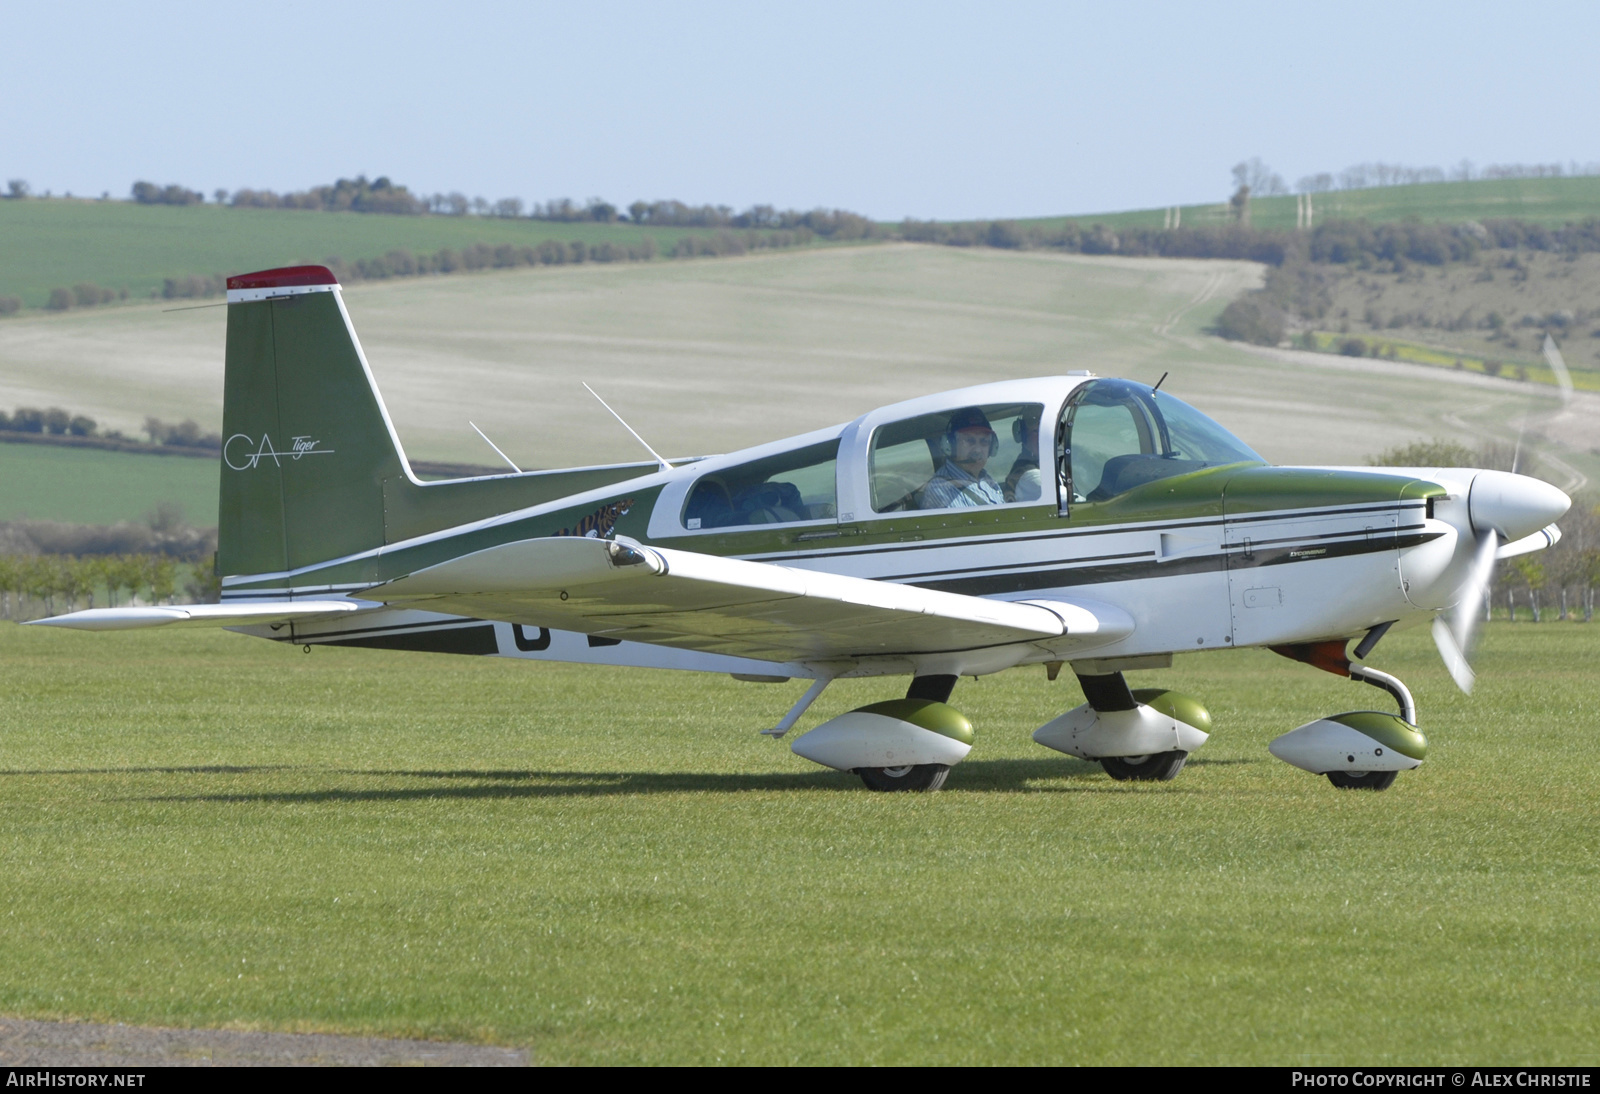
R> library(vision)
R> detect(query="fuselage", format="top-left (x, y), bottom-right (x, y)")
top-left (223, 374), bottom-right (1553, 681)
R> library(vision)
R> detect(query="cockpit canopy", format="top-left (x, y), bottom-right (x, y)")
top-left (653, 376), bottom-right (1266, 539)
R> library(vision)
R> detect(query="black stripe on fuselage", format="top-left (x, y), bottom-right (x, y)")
top-left (908, 531), bottom-right (1441, 597)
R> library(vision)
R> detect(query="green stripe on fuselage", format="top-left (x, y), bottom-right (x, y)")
top-left (224, 464), bottom-right (1448, 595)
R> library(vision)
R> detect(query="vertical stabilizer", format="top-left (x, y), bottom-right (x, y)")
top-left (219, 266), bottom-right (408, 578)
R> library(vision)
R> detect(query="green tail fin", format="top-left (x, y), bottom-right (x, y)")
top-left (218, 266), bottom-right (658, 582)
top-left (219, 267), bottom-right (404, 576)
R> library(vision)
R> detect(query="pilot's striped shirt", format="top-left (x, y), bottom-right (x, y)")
top-left (918, 463), bottom-right (1005, 509)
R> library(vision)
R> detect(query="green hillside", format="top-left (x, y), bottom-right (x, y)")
top-left (0, 443), bottom-right (218, 525)
top-left (1031, 175), bottom-right (1600, 232)
top-left (0, 200), bottom-right (778, 308)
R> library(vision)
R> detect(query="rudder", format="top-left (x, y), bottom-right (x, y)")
top-left (219, 266), bottom-right (406, 577)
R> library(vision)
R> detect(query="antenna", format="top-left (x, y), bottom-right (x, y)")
top-left (469, 421), bottom-right (522, 473)
top-left (583, 383), bottom-right (673, 471)
top-left (1151, 371), bottom-right (1169, 395)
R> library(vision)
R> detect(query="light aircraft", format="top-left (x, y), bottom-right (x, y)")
top-left (30, 265), bottom-right (1573, 792)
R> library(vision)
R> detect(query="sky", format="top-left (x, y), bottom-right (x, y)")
top-left (4, 0), bottom-right (1597, 221)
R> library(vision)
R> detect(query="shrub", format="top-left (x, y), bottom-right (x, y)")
top-left (131, 181), bottom-right (204, 205)
top-left (1338, 337), bottom-right (1369, 357)
top-left (0, 296), bottom-right (20, 316)
top-left (73, 283), bottom-right (114, 307)
top-left (1215, 296), bottom-right (1286, 345)
top-left (161, 275), bottom-right (225, 299)
top-left (46, 288), bottom-right (73, 311)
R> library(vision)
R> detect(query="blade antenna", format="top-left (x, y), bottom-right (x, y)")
top-left (583, 383), bottom-right (673, 471)
top-left (469, 421), bottom-right (522, 473)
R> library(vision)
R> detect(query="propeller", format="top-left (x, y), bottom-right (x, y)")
top-left (1430, 468), bottom-right (1570, 694)
top-left (1427, 335), bottom-right (1575, 694)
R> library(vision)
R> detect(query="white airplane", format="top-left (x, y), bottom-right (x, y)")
top-left (30, 266), bottom-right (1572, 792)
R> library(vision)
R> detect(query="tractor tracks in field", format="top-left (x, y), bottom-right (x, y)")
top-left (1153, 270), bottom-right (1228, 336)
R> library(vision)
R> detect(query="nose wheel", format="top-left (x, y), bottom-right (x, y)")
top-left (1269, 640), bottom-right (1427, 792)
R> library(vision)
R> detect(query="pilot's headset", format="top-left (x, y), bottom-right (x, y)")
top-left (941, 406), bottom-right (999, 458)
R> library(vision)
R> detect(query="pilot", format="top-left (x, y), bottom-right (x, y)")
top-left (918, 407), bottom-right (1005, 509)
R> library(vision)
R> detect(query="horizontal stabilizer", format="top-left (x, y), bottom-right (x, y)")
top-left (24, 601), bottom-right (361, 632)
top-left (369, 535), bottom-right (1132, 663)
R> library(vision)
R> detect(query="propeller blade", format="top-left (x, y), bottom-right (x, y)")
top-left (1435, 528), bottom-right (1500, 694)
top-left (1432, 616), bottom-right (1475, 694)
top-left (1450, 528), bottom-right (1500, 654)
top-left (1542, 334), bottom-right (1574, 406)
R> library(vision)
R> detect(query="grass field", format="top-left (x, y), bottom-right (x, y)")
top-left (1, 621), bottom-right (1595, 1064)
top-left (1036, 176), bottom-right (1600, 233)
top-left (0, 443), bottom-right (216, 525)
top-left (0, 200), bottom-right (778, 309)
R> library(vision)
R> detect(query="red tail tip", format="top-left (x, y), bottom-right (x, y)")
top-left (226, 265), bottom-right (339, 291)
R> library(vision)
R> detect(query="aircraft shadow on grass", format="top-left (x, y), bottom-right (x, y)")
top-left (92, 755), bottom-right (1260, 805)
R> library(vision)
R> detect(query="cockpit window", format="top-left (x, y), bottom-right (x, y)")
top-left (682, 439), bottom-right (839, 530)
top-left (869, 403), bottom-right (1046, 513)
top-left (1059, 380), bottom-right (1263, 503)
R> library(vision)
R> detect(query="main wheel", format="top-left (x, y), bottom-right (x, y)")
top-left (1326, 770), bottom-right (1398, 791)
top-left (1101, 751), bottom-right (1188, 782)
top-left (856, 764), bottom-right (951, 792)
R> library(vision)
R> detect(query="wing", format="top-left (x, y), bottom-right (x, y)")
top-left (368, 536), bottom-right (1132, 662)
top-left (24, 601), bottom-right (362, 631)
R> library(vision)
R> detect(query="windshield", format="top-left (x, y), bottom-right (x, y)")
top-left (1060, 380), bottom-right (1263, 503)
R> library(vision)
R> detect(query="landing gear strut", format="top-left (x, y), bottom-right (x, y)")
top-left (1268, 636), bottom-right (1427, 791)
top-left (1032, 671), bottom-right (1212, 780)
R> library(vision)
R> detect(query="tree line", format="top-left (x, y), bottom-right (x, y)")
top-left (0, 405), bottom-right (219, 451)
top-left (1229, 158), bottom-right (1600, 197)
top-left (159, 228), bottom-right (820, 302)
top-left (117, 173), bottom-right (888, 242)
top-left (0, 553), bottom-right (218, 620)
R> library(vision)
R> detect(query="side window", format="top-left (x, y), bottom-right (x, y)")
top-left (1059, 379), bottom-right (1261, 504)
top-left (682, 440), bottom-right (838, 530)
top-left (868, 403), bottom-right (1044, 513)
top-left (1064, 398), bottom-right (1156, 502)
